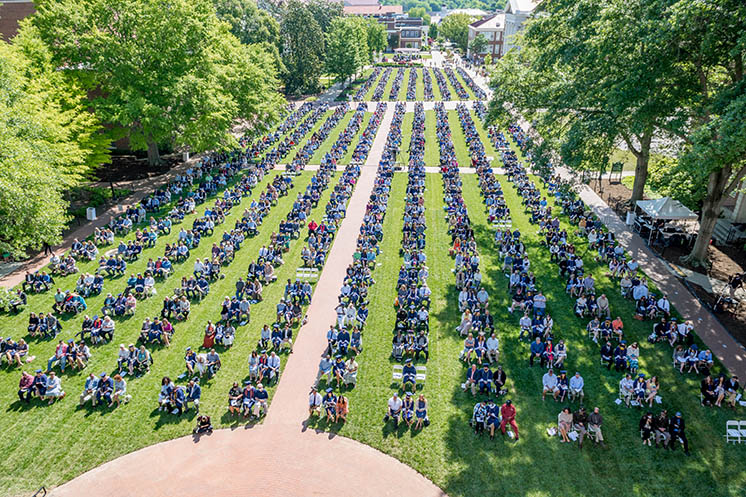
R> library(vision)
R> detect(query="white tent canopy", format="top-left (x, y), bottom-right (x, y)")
top-left (635, 197), bottom-right (697, 220)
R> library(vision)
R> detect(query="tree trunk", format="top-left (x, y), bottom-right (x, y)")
top-left (629, 132), bottom-right (652, 204)
top-left (683, 166), bottom-right (731, 266)
top-left (147, 140), bottom-right (160, 166)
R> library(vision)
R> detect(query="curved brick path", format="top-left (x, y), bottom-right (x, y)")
top-left (50, 106), bottom-right (447, 497)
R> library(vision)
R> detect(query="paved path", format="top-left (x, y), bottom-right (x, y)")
top-left (50, 105), bottom-right (447, 497)
top-left (558, 167), bottom-right (746, 379)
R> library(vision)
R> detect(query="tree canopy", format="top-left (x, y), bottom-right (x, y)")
top-left (408, 7), bottom-right (431, 25)
top-left (326, 17), bottom-right (369, 83)
top-left (439, 13), bottom-right (476, 52)
top-left (0, 31), bottom-right (107, 257)
top-left (487, 0), bottom-right (746, 265)
top-left (469, 33), bottom-right (488, 56)
top-left (213, 0), bottom-right (286, 77)
top-left (33, 0), bottom-right (284, 165)
top-left (281, 0), bottom-right (326, 95)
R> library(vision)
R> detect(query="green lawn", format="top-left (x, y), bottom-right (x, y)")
top-left (400, 111), bottom-right (414, 166)
top-left (337, 69), bottom-right (375, 101)
top-left (453, 71), bottom-right (477, 100)
top-left (284, 109), bottom-right (333, 160)
top-left (2, 109), bottom-right (743, 497)
top-left (447, 110), bottom-right (472, 166)
top-left (0, 169), bottom-right (341, 494)
top-left (364, 69), bottom-right (389, 102)
top-left (431, 68), bottom-right (445, 101)
top-left (319, 169), bottom-right (746, 497)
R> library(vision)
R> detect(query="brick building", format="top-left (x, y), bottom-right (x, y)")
top-left (0, 0), bottom-right (35, 40)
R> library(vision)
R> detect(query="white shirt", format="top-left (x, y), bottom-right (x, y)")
top-left (388, 396), bottom-right (403, 411)
top-left (543, 372), bottom-right (558, 389)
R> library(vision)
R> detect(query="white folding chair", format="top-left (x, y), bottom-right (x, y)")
top-left (725, 420), bottom-right (742, 444)
top-left (739, 420), bottom-right (746, 441)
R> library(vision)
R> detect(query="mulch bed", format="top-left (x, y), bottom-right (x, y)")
top-left (96, 154), bottom-right (183, 183)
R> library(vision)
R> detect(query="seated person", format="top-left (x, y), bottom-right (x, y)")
top-left (384, 392), bottom-right (403, 427)
top-left (193, 414), bottom-right (213, 434)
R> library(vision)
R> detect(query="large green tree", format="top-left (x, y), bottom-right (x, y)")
top-left (0, 32), bottom-right (107, 256)
top-left (469, 33), bottom-right (488, 57)
top-left (326, 17), bottom-right (368, 83)
top-left (408, 7), bottom-right (431, 25)
top-left (655, 0), bottom-right (746, 265)
top-left (281, 0), bottom-right (325, 95)
top-left (304, 0), bottom-right (343, 34)
top-left (488, 0), bottom-right (746, 265)
top-left (33, 0), bottom-right (283, 165)
top-left (365, 18), bottom-right (387, 58)
top-left (213, 0), bottom-right (286, 76)
top-left (439, 13), bottom-right (475, 52)
top-left (488, 0), bottom-right (686, 203)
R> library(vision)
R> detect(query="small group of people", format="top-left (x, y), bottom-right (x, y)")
top-left (556, 405), bottom-right (605, 449)
top-left (384, 391), bottom-right (429, 430)
top-left (79, 372), bottom-right (129, 408)
top-left (308, 386), bottom-right (349, 423)
top-left (638, 409), bottom-right (690, 455)
top-left (17, 370), bottom-right (66, 405)
top-left (158, 376), bottom-right (201, 416)
top-left (471, 398), bottom-right (519, 440)
top-left (227, 380), bottom-right (267, 418)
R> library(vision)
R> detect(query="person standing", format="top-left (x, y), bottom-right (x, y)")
top-left (499, 399), bottom-right (519, 440)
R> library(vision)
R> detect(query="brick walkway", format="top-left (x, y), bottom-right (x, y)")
top-left (50, 105), bottom-right (447, 497)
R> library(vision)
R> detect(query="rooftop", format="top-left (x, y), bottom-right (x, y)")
top-left (344, 4), bottom-right (403, 15)
top-left (470, 13), bottom-right (505, 30)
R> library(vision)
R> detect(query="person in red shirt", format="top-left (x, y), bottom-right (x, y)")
top-left (500, 399), bottom-right (519, 440)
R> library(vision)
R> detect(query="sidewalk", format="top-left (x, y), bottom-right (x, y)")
top-left (267, 105), bottom-right (395, 425)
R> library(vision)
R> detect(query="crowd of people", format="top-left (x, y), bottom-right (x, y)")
top-left (354, 67), bottom-right (382, 101)
top-left (392, 103), bottom-right (430, 366)
top-left (406, 68), bottom-right (417, 101)
top-left (456, 67), bottom-right (486, 100)
top-left (388, 67), bottom-right (405, 101)
top-left (432, 67), bottom-right (452, 100)
top-left (371, 68), bottom-right (393, 102)
top-left (444, 67), bottom-right (468, 100)
top-left (286, 103), bottom-right (350, 174)
top-left (422, 67), bottom-right (434, 101)
top-left (13, 104), bottom-right (329, 410)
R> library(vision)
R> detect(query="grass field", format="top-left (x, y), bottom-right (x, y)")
top-left (424, 110), bottom-right (440, 166)
top-left (337, 69), bottom-right (375, 101)
top-left (319, 168), bottom-right (746, 497)
top-left (310, 111), bottom-right (354, 163)
top-left (284, 109), bottom-right (333, 159)
top-left (0, 169), bottom-right (339, 494)
top-left (400, 111), bottom-right (414, 165)
top-left (1, 106), bottom-right (744, 497)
